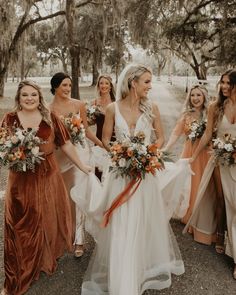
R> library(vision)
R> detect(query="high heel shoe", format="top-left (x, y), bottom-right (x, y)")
top-left (74, 245), bottom-right (84, 258)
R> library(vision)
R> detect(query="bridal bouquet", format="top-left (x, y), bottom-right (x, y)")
top-left (109, 131), bottom-right (165, 179)
top-left (86, 103), bottom-right (102, 126)
top-left (212, 133), bottom-right (236, 166)
top-left (61, 113), bottom-right (85, 147)
top-left (186, 119), bottom-right (206, 142)
top-left (0, 126), bottom-right (45, 172)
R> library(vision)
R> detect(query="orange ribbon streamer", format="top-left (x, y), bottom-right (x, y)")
top-left (101, 176), bottom-right (142, 227)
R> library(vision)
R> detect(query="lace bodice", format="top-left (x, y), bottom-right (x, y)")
top-left (114, 103), bottom-right (152, 145)
top-left (217, 115), bottom-right (236, 138)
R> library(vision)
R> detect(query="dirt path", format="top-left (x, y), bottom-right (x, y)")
top-left (0, 81), bottom-right (236, 294)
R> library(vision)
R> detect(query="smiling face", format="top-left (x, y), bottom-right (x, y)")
top-left (220, 74), bottom-right (231, 98)
top-left (190, 88), bottom-right (205, 109)
top-left (133, 72), bottom-right (152, 99)
top-left (19, 85), bottom-right (40, 111)
top-left (98, 77), bottom-right (111, 95)
top-left (55, 78), bottom-right (72, 99)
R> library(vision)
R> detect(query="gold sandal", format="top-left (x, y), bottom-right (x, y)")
top-left (74, 245), bottom-right (84, 258)
top-left (215, 232), bottom-right (225, 254)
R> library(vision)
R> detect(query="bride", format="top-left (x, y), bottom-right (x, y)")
top-left (79, 64), bottom-right (191, 294)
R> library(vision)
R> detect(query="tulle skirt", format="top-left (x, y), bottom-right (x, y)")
top-left (71, 160), bottom-right (192, 295)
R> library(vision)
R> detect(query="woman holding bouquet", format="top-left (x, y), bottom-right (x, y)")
top-left (81, 64), bottom-right (192, 294)
top-left (187, 69), bottom-right (236, 278)
top-left (50, 72), bottom-right (103, 258)
top-left (163, 85), bottom-right (218, 245)
top-left (0, 80), bottom-right (91, 295)
top-left (89, 74), bottom-right (116, 180)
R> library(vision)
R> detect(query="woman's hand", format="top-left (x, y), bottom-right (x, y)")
top-left (188, 157), bottom-right (195, 164)
top-left (80, 164), bottom-right (92, 175)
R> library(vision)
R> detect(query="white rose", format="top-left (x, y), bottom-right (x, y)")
top-left (15, 130), bottom-right (25, 141)
top-left (31, 146), bottom-right (40, 156)
top-left (138, 145), bottom-right (147, 155)
top-left (119, 158), bottom-right (126, 167)
top-left (224, 143), bottom-right (234, 152)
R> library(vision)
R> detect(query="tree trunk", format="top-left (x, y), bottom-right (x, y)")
top-left (157, 66), bottom-right (161, 81)
top-left (92, 52), bottom-right (99, 86)
top-left (66, 0), bottom-right (80, 99)
top-left (20, 33), bottom-right (25, 80)
top-left (0, 71), bottom-right (6, 98)
top-left (70, 46), bottom-right (80, 99)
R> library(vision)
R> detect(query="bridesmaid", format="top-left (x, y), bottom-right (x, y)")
top-left (188, 69), bottom-right (236, 278)
top-left (49, 72), bottom-right (103, 257)
top-left (164, 84), bottom-right (217, 245)
top-left (89, 74), bottom-right (116, 180)
top-left (0, 80), bottom-right (91, 295)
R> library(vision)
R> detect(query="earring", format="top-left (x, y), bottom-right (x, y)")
top-left (19, 105), bottom-right (22, 110)
top-left (38, 103), bottom-right (42, 110)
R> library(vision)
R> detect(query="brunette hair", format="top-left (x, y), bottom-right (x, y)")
top-left (50, 72), bottom-right (72, 95)
top-left (213, 69), bottom-right (236, 129)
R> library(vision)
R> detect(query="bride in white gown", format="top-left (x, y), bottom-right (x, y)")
top-left (77, 64), bottom-right (192, 294)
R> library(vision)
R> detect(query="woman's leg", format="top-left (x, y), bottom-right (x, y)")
top-left (212, 166), bottom-right (226, 253)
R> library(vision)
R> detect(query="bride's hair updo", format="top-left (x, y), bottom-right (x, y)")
top-left (117, 64), bottom-right (153, 121)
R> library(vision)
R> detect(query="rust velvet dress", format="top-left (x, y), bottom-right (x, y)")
top-left (2, 112), bottom-right (73, 295)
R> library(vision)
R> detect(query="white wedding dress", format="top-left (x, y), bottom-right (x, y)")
top-left (75, 103), bottom-right (192, 295)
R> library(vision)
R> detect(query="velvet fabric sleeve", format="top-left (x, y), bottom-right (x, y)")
top-left (51, 112), bottom-right (70, 146)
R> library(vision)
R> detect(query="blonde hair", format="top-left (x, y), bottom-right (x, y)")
top-left (183, 84), bottom-right (208, 119)
top-left (14, 80), bottom-right (52, 126)
top-left (118, 64), bottom-right (153, 121)
top-left (96, 74), bottom-right (116, 101)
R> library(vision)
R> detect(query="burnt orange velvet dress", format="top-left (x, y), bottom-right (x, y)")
top-left (2, 112), bottom-right (73, 295)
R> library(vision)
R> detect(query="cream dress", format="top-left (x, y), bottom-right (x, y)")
top-left (55, 113), bottom-right (91, 245)
top-left (184, 115), bottom-right (236, 261)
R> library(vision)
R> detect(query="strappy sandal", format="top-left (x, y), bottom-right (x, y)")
top-left (215, 232), bottom-right (225, 254)
top-left (74, 245), bottom-right (84, 258)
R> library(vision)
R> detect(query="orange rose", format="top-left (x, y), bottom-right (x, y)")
top-left (111, 144), bottom-right (123, 153)
top-left (148, 143), bottom-right (159, 154)
top-left (127, 148), bottom-right (134, 157)
top-left (72, 116), bottom-right (82, 128)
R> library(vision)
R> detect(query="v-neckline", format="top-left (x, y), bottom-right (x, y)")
top-left (116, 103), bottom-right (144, 135)
top-left (224, 114), bottom-right (236, 125)
top-left (16, 112), bottom-right (43, 131)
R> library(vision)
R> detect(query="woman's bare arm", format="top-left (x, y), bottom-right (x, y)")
top-left (102, 103), bottom-right (115, 151)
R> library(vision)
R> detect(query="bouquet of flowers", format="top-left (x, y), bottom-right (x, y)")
top-left (86, 103), bottom-right (102, 126)
top-left (61, 113), bottom-right (86, 147)
top-left (0, 126), bottom-right (45, 172)
top-left (212, 133), bottom-right (236, 166)
top-left (186, 119), bottom-right (206, 142)
top-left (108, 131), bottom-right (166, 179)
